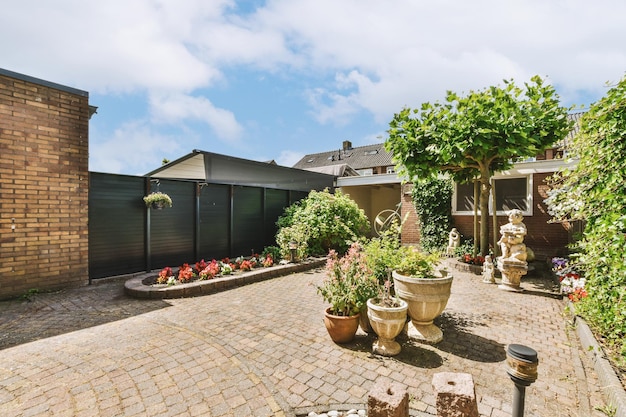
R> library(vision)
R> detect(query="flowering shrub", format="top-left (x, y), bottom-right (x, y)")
top-left (460, 254), bottom-right (485, 266)
top-left (276, 189), bottom-right (369, 258)
top-left (552, 257), bottom-right (587, 302)
top-left (316, 243), bottom-right (378, 316)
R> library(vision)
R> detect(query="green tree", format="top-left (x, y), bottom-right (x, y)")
top-left (546, 75), bottom-right (626, 358)
top-left (386, 76), bottom-right (572, 255)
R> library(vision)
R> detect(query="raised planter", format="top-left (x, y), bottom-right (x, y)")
top-left (124, 258), bottom-right (326, 299)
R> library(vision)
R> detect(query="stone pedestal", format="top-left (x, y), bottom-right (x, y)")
top-left (367, 381), bottom-right (409, 417)
top-left (498, 259), bottom-right (528, 292)
top-left (432, 372), bottom-right (479, 417)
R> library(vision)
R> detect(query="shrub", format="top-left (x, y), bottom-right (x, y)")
top-left (276, 189), bottom-right (369, 257)
top-left (261, 246), bottom-right (282, 263)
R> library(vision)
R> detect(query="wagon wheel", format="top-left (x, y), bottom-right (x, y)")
top-left (374, 209), bottom-right (401, 236)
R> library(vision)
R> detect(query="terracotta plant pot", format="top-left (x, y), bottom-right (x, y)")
top-left (367, 297), bottom-right (408, 356)
top-left (392, 270), bottom-right (453, 344)
top-left (323, 307), bottom-right (360, 343)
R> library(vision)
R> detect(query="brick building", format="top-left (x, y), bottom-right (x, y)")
top-left (0, 68), bottom-right (94, 299)
top-left (294, 117), bottom-right (582, 259)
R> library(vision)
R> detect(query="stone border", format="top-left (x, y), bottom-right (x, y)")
top-left (576, 316), bottom-right (626, 417)
top-left (124, 258), bottom-right (326, 299)
top-left (449, 259), bottom-right (483, 275)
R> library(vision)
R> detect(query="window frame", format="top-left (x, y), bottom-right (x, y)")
top-left (452, 175), bottom-right (533, 216)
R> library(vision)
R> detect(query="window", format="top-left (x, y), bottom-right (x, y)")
top-left (386, 166), bottom-right (396, 174)
top-left (453, 176), bottom-right (531, 215)
top-left (356, 168), bottom-right (373, 176)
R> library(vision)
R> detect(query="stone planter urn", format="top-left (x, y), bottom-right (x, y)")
top-left (323, 307), bottom-right (360, 343)
top-left (392, 270), bottom-right (453, 344)
top-left (367, 297), bottom-right (408, 356)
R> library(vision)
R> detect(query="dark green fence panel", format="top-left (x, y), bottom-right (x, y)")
top-left (88, 173), bottom-right (145, 278)
top-left (149, 180), bottom-right (195, 269)
top-left (89, 173), bottom-right (325, 278)
top-left (198, 183), bottom-right (230, 260)
top-left (264, 188), bottom-right (289, 248)
top-left (290, 190), bottom-right (309, 205)
top-left (232, 186), bottom-right (264, 256)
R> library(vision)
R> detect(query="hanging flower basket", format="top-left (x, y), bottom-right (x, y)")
top-left (143, 192), bottom-right (172, 209)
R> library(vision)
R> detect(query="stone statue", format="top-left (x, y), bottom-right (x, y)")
top-left (482, 255), bottom-right (495, 284)
top-left (497, 209), bottom-right (527, 263)
top-left (446, 228), bottom-right (461, 255)
top-left (497, 209), bottom-right (528, 292)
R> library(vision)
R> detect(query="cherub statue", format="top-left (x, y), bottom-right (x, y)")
top-left (497, 209), bottom-right (527, 261)
top-left (482, 255), bottom-right (495, 283)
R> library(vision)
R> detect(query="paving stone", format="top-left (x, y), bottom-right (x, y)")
top-left (0, 263), bottom-right (618, 416)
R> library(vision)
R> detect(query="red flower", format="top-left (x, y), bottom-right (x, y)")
top-left (240, 260), bottom-right (253, 271)
top-left (262, 255), bottom-right (273, 267)
top-left (178, 263), bottom-right (195, 282)
top-left (157, 267), bottom-right (173, 284)
top-left (195, 259), bottom-right (208, 273)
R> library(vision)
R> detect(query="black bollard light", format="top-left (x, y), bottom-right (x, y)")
top-left (506, 344), bottom-right (538, 417)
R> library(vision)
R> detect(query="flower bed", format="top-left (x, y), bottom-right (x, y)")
top-left (552, 257), bottom-right (587, 302)
top-left (124, 257), bottom-right (326, 299)
top-left (155, 255), bottom-right (273, 286)
top-left (450, 254), bottom-right (485, 275)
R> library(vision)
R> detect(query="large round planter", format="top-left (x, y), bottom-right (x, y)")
top-left (392, 270), bottom-right (453, 344)
top-left (367, 297), bottom-right (408, 356)
top-left (323, 307), bottom-right (360, 343)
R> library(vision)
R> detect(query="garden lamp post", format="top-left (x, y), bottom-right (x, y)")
top-left (288, 240), bottom-right (298, 263)
top-left (506, 344), bottom-right (538, 417)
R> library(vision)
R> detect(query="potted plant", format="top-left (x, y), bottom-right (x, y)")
top-left (366, 270), bottom-right (408, 356)
top-left (316, 243), bottom-right (378, 343)
top-left (143, 192), bottom-right (172, 209)
top-left (392, 247), bottom-right (452, 344)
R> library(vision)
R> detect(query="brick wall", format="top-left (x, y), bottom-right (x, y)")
top-left (400, 183), bottom-right (421, 246)
top-left (0, 70), bottom-right (90, 299)
top-left (452, 172), bottom-right (570, 259)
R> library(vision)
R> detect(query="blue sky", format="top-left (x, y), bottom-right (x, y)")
top-left (2, 0), bottom-right (625, 175)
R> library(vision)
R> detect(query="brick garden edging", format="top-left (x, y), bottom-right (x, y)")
top-left (576, 316), bottom-right (626, 417)
top-left (124, 258), bottom-right (326, 299)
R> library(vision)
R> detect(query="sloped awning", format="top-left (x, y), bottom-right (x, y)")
top-left (305, 164), bottom-right (359, 177)
top-left (144, 149), bottom-right (335, 192)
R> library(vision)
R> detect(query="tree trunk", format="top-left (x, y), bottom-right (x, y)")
top-left (479, 170), bottom-right (491, 256)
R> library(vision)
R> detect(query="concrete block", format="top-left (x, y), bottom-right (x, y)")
top-left (367, 380), bottom-right (409, 417)
top-left (432, 372), bottom-right (479, 417)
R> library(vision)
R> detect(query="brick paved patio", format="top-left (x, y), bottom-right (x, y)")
top-left (0, 261), bottom-right (610, 416)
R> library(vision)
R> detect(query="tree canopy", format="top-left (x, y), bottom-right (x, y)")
top-left (386, 75), bottom-right (572, 254)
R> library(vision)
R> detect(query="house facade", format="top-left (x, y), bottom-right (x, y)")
top-left (293, 117), bottom-right (582, 259)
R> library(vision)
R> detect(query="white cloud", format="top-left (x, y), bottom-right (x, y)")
top-left (276, 150), bottom-right (305, 167)
top-left (3, 0), bottom-right (626, 174)
top-left (149, 93), bottom-right (244, 141)
top-left (89, 121), bottom-right (183, 175)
